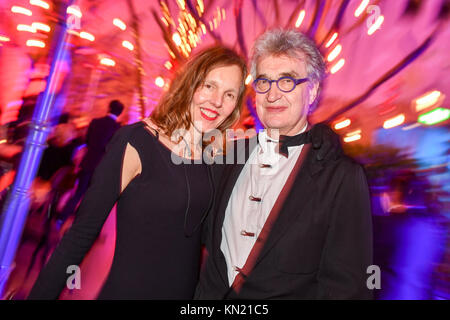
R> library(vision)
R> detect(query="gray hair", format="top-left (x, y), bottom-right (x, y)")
top-left (250, 29), bottom-right (326, 86)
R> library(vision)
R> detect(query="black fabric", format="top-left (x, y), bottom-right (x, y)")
top-left (37, 138), bottom-right (83, 181)
top-left (58, 170), bottom-right (93, 223)
top-left (80, 115), bottom-right (120, 173)
top-left (28, 122), bottom-right (213, 299)
top-left (59, 116), bottom-right (119, 221)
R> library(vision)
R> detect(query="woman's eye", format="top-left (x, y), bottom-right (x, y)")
top-left (226, 93), bottom-right (235, 99)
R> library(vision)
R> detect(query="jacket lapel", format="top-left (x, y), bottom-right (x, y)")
top-left (230, 143), bottom-right (327, 293)
top-left (253, 145), bottom-right (322, 265)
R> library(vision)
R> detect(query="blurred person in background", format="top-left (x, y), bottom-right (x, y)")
top-left (0, 96), bottom-right (40, 204)
top-left (35, 113), bottom-right (83, 184)
top-left (374, 170), bottom-right (446, 299)
top-left (57, 100), bottom-right (124, 225)
top-left (5, 115), bottom-right (84, 299)
top-left (9, 96), bottom-right (39, 147)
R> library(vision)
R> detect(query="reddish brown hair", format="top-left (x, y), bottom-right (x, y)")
top-left (150, 45), bottom-right (247, 137)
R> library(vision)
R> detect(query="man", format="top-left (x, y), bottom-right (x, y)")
top-left (195, 29), bottom-right (373, 299)
top-left (58, 100), bottom-right (124, 223)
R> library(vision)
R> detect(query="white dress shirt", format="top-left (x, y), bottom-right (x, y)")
top-left (220, 125), bottom-right (307, 285)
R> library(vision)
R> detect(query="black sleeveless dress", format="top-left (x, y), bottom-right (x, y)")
top-left (28, 121), bottom-right (213, 299)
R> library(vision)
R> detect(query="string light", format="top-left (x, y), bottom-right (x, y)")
top-left (418, 108), bottom-right (450, 125)
top-left (344, 134), bottom-right (361, 143)
top-left (368, 15), bottom-right (384, 35)
top-left (176, 0), bottom-right (186, 10)
top-left (327, 44), bottom-right (342, 62)
top-left (17, 25), bottom-right (37, 33)
top-left (346, 129), bottom-right (361, 136)
top-left (67, 5), bottom-right (82, 18)
top-left (26, 39), bottom-right (45, 48)
top-left (330, 59), bottom-right (345, 74)
top-left (67, 30), bottom-right (80, 36)
top-left (402, 123), bottom-right (421, 131)
top-left (11, 6), bottom-right (32, 16)
top-left (167, 48), bottom-right (176, 59)
top-left (32, 22), bottom-right (51, 32)
top-left (383, 114), bottom-right (405, 129)
top-left (100, 57), bottom-right (115, 66)
top-left (30, 0), bottom-right (50, 10)
top-left (325, 32), bottom-right (338, 48)
top-left (161, 17), bottom-right (169, 27)
top-left (164, 61), bottom-right (172, 70)
top-left (155, 76), bottom-right (165, 88)
top-left (172, 32), bottom-right (182, 46)
top-left (113, 18), bottom-right (126, 31)
top-left (295, 10), bottom-right (306, 28)
top-left (80, 31), bottom-right (95, 41)
top-left (122, 40), bottom-right (134, 51)
top-left (159, 3), bottom-right (225, 58)
top-left (334, 119), bottom-right (351, 130)
top-left (355, 0), bottom-right (369, 17)
top-left (245, 75), bottom-right (252, 86)
top-left (197, 0), bottom-right (204, 14)
top-left (414, 90), bottom-right (443, 111)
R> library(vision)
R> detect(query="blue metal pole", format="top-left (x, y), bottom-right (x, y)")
top-left (0, 2), bottom-right (74, 297)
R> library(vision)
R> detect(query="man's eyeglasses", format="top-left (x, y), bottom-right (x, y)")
top-left (252, 76), bottom-right (309, 94)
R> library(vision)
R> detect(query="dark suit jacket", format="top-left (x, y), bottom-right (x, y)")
top-left (195, 132), bottom-right (373, 300)
top-left (80, 115), bottom-right (120, 173)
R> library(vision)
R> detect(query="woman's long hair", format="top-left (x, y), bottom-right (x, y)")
top-left (150, 45), bottom-right (248, 138)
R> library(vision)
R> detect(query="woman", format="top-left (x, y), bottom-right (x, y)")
top-left (28, 46), bottom-right (247, 299)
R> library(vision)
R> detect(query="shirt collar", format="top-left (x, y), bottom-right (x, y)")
top-left (108, 113), bottom-right (118, 121)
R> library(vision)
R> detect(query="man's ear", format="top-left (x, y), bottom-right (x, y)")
top-left (308, 82), bottom-right (320, 106)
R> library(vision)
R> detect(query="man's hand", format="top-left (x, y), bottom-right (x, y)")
top-left (310, 123), bottom-right (342, 161)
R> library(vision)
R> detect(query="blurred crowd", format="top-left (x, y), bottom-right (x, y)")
top-left (0, 98), bottom-right (124, 299)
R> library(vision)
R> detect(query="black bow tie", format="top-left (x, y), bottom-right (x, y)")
top-left (278, 131), bottom-right (311, 157)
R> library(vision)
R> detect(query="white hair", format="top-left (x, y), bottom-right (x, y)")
top-left (250, 29), bottom-right (326, 86)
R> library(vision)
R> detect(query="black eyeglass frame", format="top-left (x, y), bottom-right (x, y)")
top-left (252, 76), bottom-right (309, 94)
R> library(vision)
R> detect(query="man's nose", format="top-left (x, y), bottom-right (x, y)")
top-left (266, 83), bottom-right (282, 102)
top-left (210, 91), bottom-right (223, 107)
